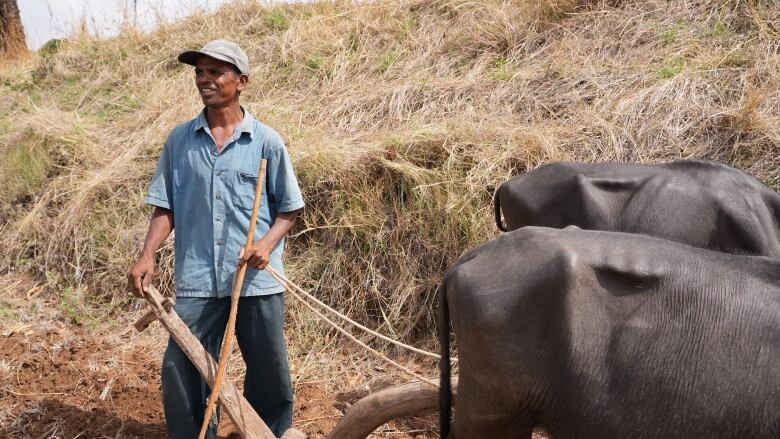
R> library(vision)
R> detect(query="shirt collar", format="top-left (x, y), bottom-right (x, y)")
top-left (193, 107), bottom-right (255, 140)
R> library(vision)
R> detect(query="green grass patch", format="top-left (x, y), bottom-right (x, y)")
top-left (346, 30), bottom-right (360, 53)
top-left (39, 38), bottom-right (63, 57)
top-left (0, 302), bottom-right (14, 321)
top-left (378, 49), bottom-right (399, 73)
top-left (661, 22), bottom-right (683, 45)
top-left (2, 139), bottom-right (53, 206)
top-left (656, 58), bottom-right (685, 79)
top-left (95, 93), bottom-right (142, 121)
top-left (712, 6), bottom-right (729, 38)
top-left (717, 49), bottom-right (752, 68)
top-left (399, 17), bottom-right (416, 39)
top-left (1, 76), bottom-right (40, 106)
top-left (538, 0), bottom-right (568, 21)
top-left (59, 287), bottom-right (93, 326)
top-left (304, 55), bottom-right (326, 71)
top-left (0, 115), bottom-right (9, 136)
top-left (264, 9), bottom-right (289, 31)
top-left (58, 287), bottom-right (127, 329)
top-left (488, 58), bottom-right (514, 81)
top-left (2, 77), bottom-right (35, 93)
top-left (56, 77), bottom-right (85, 110)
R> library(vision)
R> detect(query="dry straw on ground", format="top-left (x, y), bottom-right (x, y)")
top-left (1, 0), bottom-right (778, 352)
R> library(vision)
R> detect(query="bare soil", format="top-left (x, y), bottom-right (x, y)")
top-left (0, 328), bottom-right (167, 438)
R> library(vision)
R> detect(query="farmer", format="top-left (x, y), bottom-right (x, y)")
top-left (126, 39), bottom-right (304, 438)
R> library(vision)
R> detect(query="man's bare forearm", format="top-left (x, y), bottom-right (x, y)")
top-left (140, 207), bottom-right (174, 258)
top-left (238, 208), bottom-right (301, 269)
top-left (262, 209), bottom-right (300, 248)
top-left (127, 206), bottom-right (174, 296)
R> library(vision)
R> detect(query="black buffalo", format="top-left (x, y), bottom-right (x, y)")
top-left (439, 226), bottom-right (780, 438)
top-left (493, 160), bottom-right (780, 257)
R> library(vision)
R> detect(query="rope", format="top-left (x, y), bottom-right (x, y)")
top-left (265, 265), bottom-right (457, 363)
top-left (265, 268), bottom-right (440, 388)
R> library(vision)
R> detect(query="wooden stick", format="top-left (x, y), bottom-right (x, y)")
top-left (141, 284), bottom-right (275, 439)
top-left (134, 296), bottom-right (175, 332)
top-left (199, 159), bottom-right (267, 439)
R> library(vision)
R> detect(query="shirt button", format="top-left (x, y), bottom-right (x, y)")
top-left (215, 194), bottom-right (222, 200)
top-left (216, 240), bottom-right (223, 246)
top-left (216, 217), bottom-right (222, 222)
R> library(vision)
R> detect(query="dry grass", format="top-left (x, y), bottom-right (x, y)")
top-left (0, 0), bottom-right (778, 355)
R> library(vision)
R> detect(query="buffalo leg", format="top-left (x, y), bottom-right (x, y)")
top-left (452, 374), bottom-right (534, 439)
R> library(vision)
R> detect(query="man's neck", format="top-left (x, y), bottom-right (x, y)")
top-left (205, 102), bottom-right (244, 130)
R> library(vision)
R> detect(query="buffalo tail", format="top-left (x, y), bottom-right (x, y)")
top-left (438, 281), bottom-right (452, 438)
top-left (494, 185), bottom-right (508, 232)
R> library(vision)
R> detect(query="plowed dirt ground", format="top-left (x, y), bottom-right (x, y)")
top-left (0, 275), bottom-right (440, 438)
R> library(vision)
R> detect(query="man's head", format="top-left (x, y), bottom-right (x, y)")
top-left (178, 40), bottom-right (249, 107)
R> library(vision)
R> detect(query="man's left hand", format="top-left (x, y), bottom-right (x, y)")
top-left (238, 239), bottom-right (273, 269)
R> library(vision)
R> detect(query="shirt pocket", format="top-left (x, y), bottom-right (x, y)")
top-left (233, 170), bottom-right (260, 210)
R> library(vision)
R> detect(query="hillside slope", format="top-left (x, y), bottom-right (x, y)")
top-left (1, 0), bottom-right (778, 345)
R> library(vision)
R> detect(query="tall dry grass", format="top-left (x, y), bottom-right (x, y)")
top-left (0, 0), bottom-right (778, 348)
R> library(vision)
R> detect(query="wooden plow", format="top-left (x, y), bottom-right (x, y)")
top-left (136, 285), bottom-right (303, 439)
top-left (135, 285), bottom-right (456, 439)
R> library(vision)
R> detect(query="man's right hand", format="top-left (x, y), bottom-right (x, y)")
top-left (127, 255), bottom-right (155, 298)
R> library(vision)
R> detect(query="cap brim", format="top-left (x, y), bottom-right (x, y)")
top-left (177, 50), bottom-right (240, 71)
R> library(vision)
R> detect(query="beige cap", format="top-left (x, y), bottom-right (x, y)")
top-left (178, 39), bottom-right (250, 75)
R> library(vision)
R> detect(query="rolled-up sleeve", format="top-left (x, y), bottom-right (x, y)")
top-left (145, 139), bottom-right (174, 211)
top-left (266, 138), bottom-right (304, 213)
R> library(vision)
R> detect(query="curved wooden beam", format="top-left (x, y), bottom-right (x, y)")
top-left (326, 379), bottom-right (458, 439)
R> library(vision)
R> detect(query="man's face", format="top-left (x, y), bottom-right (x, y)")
top-left (194, 56), bottom-right (247, 107)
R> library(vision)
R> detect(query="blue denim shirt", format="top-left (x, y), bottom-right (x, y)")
top-left (146, 108), bottom-right (305, 297)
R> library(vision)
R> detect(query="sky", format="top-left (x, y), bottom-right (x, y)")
top-left (17, 0), bottom-right (238, 49)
